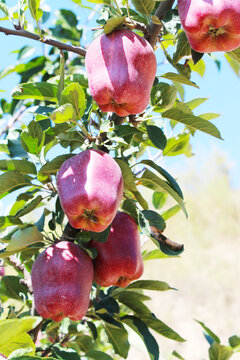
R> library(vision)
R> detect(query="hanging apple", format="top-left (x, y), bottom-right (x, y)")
top-left (85, 29), bottom-right (157, 116)
top-left (89, 212), bottom-right (144, 287)
top-left (31, 241), bottom-right (93, 321)
top-left (178, 0), bottom-right (240, 53)
top-left (57, 149), bottom-right (123, 232)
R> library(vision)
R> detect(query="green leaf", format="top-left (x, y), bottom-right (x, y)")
top-left (104, 323), bottom-right (130, 358)
top-left (151, 83), bottom-right (177, 111)
top-left (85, 350), bottom-right (113, 360)
top-left (0, 317), bottom-right (42, 348)
top-left (172, 350), bottom-right (186, 360)
top-left (140, 169), bottom-right (187, 217)
top-left (117, 291), bottom-right (151, 316)
top-left (141, 209), bottom-right (166, 232)
top-left (127, 280), bottom-right (174, 291)
top-left (61, 82), bottom-right (85, 118)
top-left (14, 195), bottom-right (43, 218)
top-left (229, 335), bottom-right (240, 349)
top-left (0, 332), bottom-right (35, 358)
top-left (0, 226), bottom-right (43, 258)
top-left (173, 31), bottom-right (191, 64)
top-left (0, 216), bottom-right (23, 229)
top-left (146, 125), bottom-right (167, 150)
top-left (162, 105), bottom-right (222, 139)
top-left (152, 192), bottom-right (168, 209)
top-left (0, 159), bottom-right (36, 175)
top-left (21, 120), bottom-right (45, 156)
top-left (226, 47), bottom-right (240, 64)
top-left (39, 154), bottom-right (74, 176)
top-left (121, 315), bottom-right (159, 360)
top-left (0, 171), bottom-right (31, 198)
top-left (140, 159), bottom-right (183, 198)
top-left (142, 315), bottom-right (185, 342)
top-left (161, 72), bottom-right (199, 88)
top-left (115, 159), bottom-right (137, 192)
top-left (10, 357), bottom-right (56, 360)
top-left (104, 16), bottom-right (126, 34)
top-left (209, 342), bottom-right (233, 360)
top-left (162, 204), bottom-right (181, 221)
top-left (142, 249), bottom-right (170, 260)
top-left (28, 0), bottom-right (43, 22)
top-left (132, 0), bottom-right (155, 15)
top-left (50, 103), bottom-right (75, 124)
top-left (11, 82), bottom-right (58, 103)
top-left (132, 190), bottom-right (149, 210)
top-left (0, 275), bottom-right (29, 301)
top-left (163, 133), bottom-right (192, 157)
top-left (51, 345), bottom-right (81, 360)
top-left (185, 97), bottom-right (208, 110)
top-left (196, 320), bottom-right (220, 343)
top-left (0, 2), bottom-right (12, 19)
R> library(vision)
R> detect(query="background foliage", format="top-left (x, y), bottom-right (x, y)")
top-left (0, 0), bottom-right (240, 359)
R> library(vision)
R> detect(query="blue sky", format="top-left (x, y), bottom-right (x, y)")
top-left (0, 0), bottom-right (240, 189)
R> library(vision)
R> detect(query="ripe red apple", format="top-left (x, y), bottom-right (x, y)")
top-left (89, 212), bottom-right (144, 287)
top-left (85, 29), bottom-right (157, 116)
top-left (0, 267), bottom-right (4, 277)
top-left (31, 241), bottom-right (93, 321)
top-left (178, 0), bottom-right (240, 52)
top-left (57, 149), bottom-right (123, 232)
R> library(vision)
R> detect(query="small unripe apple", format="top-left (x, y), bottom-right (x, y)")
top-left (85, 29), bottom-right (157, 116)
top-left (31, 241), bottom-right (93, 321)
top-left (178, 0), bottom-right (240, 52)
top-left (89, 212), bottom-right (144, 287)
top-left (57, 149), bottom-right (123, 232)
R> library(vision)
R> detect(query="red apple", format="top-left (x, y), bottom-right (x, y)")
top-left (31, 241), bottom-right (93, 321)
top-left (0, 267), bottom-right (4, 277)
top-left (57, 149), bottom-right (123, 232)
top-left (178, 0), bottom-right (240, 52)
top-left (85, 29), bottom-right (157, 116)
top-left (89, 212), bottom-right (144, 287)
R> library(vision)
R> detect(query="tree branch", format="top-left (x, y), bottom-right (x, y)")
top-left (146, 0), bottom-right (175, 47)
top-left (0, 26), bottom-right (86, 57)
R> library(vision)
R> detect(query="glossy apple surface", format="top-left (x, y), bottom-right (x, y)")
top-left (178, 0), bottom-right (240, 52)
top-left (85, 29), bottom-right (157, 116)
top-left (57, 149), bottom-right (123, 232)
top-left (89, 212), bottom-right (144, 287)
top-left (31, 241), bottom-right (93, 321)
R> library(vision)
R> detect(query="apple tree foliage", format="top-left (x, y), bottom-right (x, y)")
top-left (0, 0), bottom-right (239, 359)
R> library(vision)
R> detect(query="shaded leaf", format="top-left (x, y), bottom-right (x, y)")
top-left (0, 226), bottom-right (43, 258)
top-left (0, 159), bottom-right (36, 175)
top-left (132, 0), bottom-right (155, 15)
top-left (140, 169), bottom-right (187, 217)
top-left (146, 125), bottom-right (167, 150)
top-left (121, 315), bottom-right (159, 360)
top-left (104, 323), bottom-right (130, 358)
top-left (39, 154), bottom-right (74, 175)
top-left (0, 171), bottom-right (31, 198)
top-left (209, 342), bottom-right (233, 360)
top-left (140, 159), bottom-right (183, 198)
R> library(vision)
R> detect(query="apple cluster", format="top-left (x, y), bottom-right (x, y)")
top-left (31, 149), bottom-right (144, 322)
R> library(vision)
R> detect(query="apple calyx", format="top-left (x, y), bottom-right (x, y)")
top-left (208, 25), bottom-right (226, 37)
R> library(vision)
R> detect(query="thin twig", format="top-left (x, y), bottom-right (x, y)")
top-left (145, 0), bottom-right (175, 48)
top-left (0, 26), bottom-right (86, 57)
